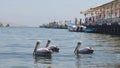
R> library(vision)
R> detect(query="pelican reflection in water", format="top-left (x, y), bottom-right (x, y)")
top-left (34, 55), bottom-right (52, 64)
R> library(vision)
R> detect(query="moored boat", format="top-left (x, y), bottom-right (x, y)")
top-left (67, 24), bottom-right (86, 32)
top-left (85, 28), bottom-right (96, 33)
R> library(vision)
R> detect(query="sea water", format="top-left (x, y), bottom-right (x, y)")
top-left (0, 27), bottom-right (120, 68)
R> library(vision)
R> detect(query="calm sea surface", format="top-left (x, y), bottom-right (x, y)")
top-left (0, 27), bottom-right (120, 68)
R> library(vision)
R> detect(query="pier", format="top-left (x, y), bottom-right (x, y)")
top-left (40, 21), bottom-right (67, 29)
top-left (82, 0), bottom-right (120, 35)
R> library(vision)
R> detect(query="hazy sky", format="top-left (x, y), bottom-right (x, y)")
top-left (0, 0), bottom-right (112, 27)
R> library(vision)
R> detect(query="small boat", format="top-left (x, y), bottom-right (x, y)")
top-left (67, 24), bottom-right (86, 32)
top-left (85, 28), bottom-right (96, 33)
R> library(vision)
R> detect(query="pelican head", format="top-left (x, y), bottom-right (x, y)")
top-left (36, 40), bottom-right (41, 45)
top-left (77, 41), bottom-right (82, 45)
top-left (47, 39), bottom-right (51, 44)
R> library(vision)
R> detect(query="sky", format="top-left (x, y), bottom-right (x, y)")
top-left (0, 0), bottom-right (113, 27)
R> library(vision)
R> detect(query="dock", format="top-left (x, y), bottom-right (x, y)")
top-left (82, 0), bottom-right (120, 35)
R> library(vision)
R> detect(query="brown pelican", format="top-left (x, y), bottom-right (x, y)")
top-left (33, 40), bottom-right (52, 56)
top-left (45, 40), bottom-right (59, 52)
top-left (74, 41), bottom-right (94, 54)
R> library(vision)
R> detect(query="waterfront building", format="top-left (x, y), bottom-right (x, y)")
top-left (82, 0), bottom-right (120, 35)
top-left (83, 0), bottom-right (120, 24)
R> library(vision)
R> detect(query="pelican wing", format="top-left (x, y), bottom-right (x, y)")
top-left (37, 48), bottom-right (50, 52)
top-left (34, 48), bottom-right (51, 56)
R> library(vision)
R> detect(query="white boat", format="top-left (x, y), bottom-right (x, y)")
top-left (67, 24), bottom-right (86, 32)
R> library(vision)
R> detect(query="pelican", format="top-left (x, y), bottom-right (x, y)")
top-left (33, 40), bottom-right (52, 56)
top-left (45, 40), bottom-right (59, 52)
top-left (74, 41), bottom-right (94, 54)
top-left (48, 45), bottom-right (59, 52)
